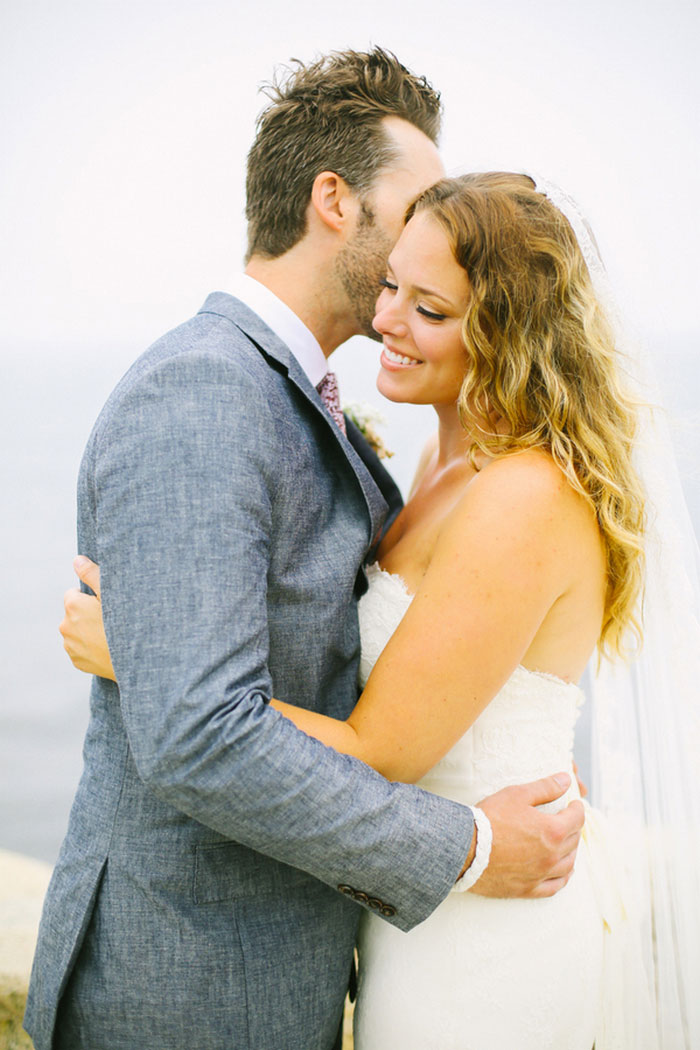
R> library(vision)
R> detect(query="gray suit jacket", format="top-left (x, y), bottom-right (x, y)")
top-left (25, 293), bottom-right (474, 1050)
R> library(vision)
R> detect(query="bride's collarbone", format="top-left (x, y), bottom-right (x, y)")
top-left (377, 468), bottom-right (479, 586)
top-left (376, 503), bottom-right (451, 589)
top-left (379, 464), bottom-right (478, 568)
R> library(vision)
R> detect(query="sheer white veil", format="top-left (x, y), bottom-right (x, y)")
top-left (530, 174), bottom-right (700, 1047)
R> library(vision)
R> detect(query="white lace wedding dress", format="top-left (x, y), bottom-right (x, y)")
top-left (353, 564), bottom-right (619, 1050)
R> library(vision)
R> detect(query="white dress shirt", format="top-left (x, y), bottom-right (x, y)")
top-left (228, 273), bottom-right (328, 387)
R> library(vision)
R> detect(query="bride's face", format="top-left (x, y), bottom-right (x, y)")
top-left (372, 211), bottom-right (470, 407)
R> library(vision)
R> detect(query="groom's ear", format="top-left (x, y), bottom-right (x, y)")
top-left (309, 171), bottom-right (358, 237)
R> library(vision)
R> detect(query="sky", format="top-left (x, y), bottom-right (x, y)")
top-left (2, 0), bottom-right (698, 351)
top-left (2, 0), bottom-right (698, 490)
top-left (1, 0), bottom-right (698, 861)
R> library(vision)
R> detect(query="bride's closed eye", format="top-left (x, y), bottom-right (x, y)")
top-left (379, 277), bottom-right (447, 321)
top-left (416, 304), bottom-right (447, 321)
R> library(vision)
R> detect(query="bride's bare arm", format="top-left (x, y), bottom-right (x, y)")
top-left (65, 453), bottom-right (581, 781)
top-left (271, 453), bottom-right (580, 783)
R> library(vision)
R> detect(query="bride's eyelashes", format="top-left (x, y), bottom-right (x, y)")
top-left (379, 277), bottom-right (447, 322)
top-left (416, 305), bottom-right (447, 322)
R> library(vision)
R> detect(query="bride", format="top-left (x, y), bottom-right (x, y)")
top-left (61, 173), bottom-right (699, 1048)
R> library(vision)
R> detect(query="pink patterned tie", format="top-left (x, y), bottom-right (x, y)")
top-left (316, 371), bottom-right (347, 435)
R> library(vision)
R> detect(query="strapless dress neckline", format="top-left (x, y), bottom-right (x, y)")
top-left (364, 561), bottom-right (583, 698)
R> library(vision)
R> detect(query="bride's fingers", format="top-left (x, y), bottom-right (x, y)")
top-left (60, 588), bottom-right (104, 671)
top-left (572, 761), bottom-right (588, 798)
top-left (74, 555), bottom-right (101, 599)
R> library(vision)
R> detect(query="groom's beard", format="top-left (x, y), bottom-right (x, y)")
top-left (335, 201), bottom-right (393, 342)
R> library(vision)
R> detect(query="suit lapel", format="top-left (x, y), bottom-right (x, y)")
top-left (198, 293), bottom-right (393, 547)
top-left (345, 418), bottom-right (403, 547)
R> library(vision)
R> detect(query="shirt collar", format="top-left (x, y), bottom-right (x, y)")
top-left (229, 273), bottom-right (328, 387)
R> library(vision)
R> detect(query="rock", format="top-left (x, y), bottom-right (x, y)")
top-left (343, 997), bottom-right (356, 1049)
top-left (0, 851), bottom-right (356, 1049)
top-left (0, 850), bottom-right (52, 1050)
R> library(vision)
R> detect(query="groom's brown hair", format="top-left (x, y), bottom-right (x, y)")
top-left (245, 47), bottom-right (442, 261)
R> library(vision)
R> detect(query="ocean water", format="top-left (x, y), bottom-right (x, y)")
top-left (1, 338), bottom-right (698, 864)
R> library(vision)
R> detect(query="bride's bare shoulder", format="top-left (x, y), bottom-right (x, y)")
top-left (455, 448), bottom-right (594, 534)
top-left (472, 447), bottom-right (569, 500)
top-left (425, 448), bottom-right (601, 600)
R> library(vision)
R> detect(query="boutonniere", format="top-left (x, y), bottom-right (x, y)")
top-left (343, 401), bottom-right (394, 460)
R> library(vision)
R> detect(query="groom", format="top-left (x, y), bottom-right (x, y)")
top-left (27, 49), bottom-right (584, 1050)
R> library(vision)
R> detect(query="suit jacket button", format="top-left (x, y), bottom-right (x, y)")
top-left (380, 904), bottom-right (397, 917)
top-left (368, 898), bottom-right (382, 910)
top-left (355, 891), bottom-right (370, 905)
top-left (338, 884), bottom-right (355, 897)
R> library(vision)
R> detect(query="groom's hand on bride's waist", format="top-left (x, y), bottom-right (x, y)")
top-left (460, 773), bottom-right (584, 899)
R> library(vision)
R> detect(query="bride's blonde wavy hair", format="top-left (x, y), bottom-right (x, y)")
top-left (406, 173), bottom-right (645, 658)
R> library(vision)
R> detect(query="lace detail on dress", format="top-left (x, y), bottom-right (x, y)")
top-left (358, 564), bottom-right (413, 691)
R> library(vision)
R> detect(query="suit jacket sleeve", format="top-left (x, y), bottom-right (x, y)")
top-left (93, 348), bottom-right (474, 932)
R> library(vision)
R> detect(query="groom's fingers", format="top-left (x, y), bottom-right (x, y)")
top-left (528, 803), bottom-right (584, 896)
top-left (531, 875), bottom-right (571, 898)
top-left (554, 800), bottom-right (586, 847)
top-left (531, 840), bottom-right (581, 897)
top-left (514, 774), bottom-right (587, 851)
top-left (74, 555), bottom-right (101, 599)
top-left (470, 779), bottom-right (585, 898)
top-left (517, 772), bottom-right (573, 808)
top-left (532, 842), bottom-right (578, 885)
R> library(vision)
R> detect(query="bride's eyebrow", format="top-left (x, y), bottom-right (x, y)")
top-left (386, 261), bottom-right (453, 307)
top-left (411, 284), bottom-right (452, 307)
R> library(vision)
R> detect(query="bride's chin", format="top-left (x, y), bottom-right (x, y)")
top-left (376, 370), bottom-right (426, 405)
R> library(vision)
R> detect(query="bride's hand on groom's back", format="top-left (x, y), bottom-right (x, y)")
top-left (60, 556), bottom-right (116, 682)
top-left (468, 773), bottom-right (585, 898)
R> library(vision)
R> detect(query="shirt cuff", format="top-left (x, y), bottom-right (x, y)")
top-left (452, 806), bottom-right (493, 893)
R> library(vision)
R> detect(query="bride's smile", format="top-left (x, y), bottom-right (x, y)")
top-left (380, 343), bottom-right (422, 367)
top-left (373, 209), bottom-right (470, 407)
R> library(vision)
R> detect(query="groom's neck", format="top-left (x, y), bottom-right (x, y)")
top-left (245, 244), bottom-right (357, 358)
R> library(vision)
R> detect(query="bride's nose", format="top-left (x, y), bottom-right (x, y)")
top-left (372, 298), bottom-right (407, 339)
